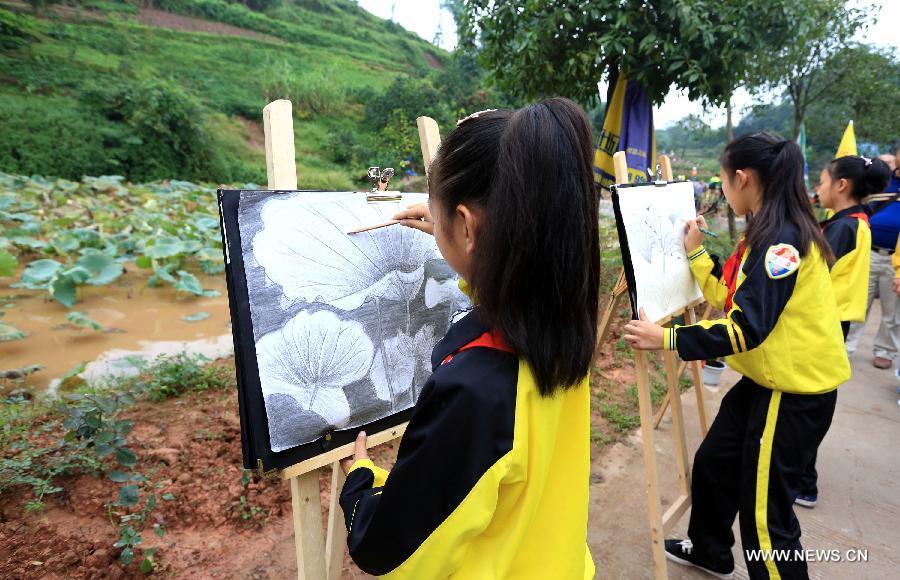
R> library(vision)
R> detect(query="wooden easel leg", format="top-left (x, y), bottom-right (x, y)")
top-left (596, 269), bottom-right (628, 349)
top-left (652, 304), bottom-right (713, 431)
top-left (664, 349), bottom-right (691, 497)
top-left (290, 471), bottom-right (327, 580)
top-left (635, 350), bottom-right (668, 580)
top-left (661, 348), bottom-right (693, 534)
top-left (325, 461), bottom-right (347, 580)
top-left (684, 307), bottom-right (709, 435)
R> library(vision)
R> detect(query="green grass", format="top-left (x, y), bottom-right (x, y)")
top-left (0, 0), bottom-right (446, 186)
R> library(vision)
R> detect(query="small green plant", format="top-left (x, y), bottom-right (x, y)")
top-left (64, 311), bottom-right (106, 331)
top-left (0, 353), bottom-right (223, 572)
top-left (590, 428), bottom-right (614, 447)
top-left (600, 401), bottom-right (641, 433)
top-left (131, 353), bottom-right (229, 401)
top-left (237, 494), bottom-right (265, 521)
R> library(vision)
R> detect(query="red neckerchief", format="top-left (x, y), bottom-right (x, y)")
top-left (722, 241), bottom-right (747, 313)
top-left (441, 329), bottom-right (513, 365)
top-left (849, 211), bottom-right (869, 225)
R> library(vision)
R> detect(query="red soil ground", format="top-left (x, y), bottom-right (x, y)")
top-left (0, 312), bottom-right (639, 578)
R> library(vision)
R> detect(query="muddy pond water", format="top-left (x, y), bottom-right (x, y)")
top-left (1, 267), bottom-right (232, 394)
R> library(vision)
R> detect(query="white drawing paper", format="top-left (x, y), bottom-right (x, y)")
top-left (237, 191), bottom-right (470, 452)
top-left (616, 181), bottom-right (704, 323)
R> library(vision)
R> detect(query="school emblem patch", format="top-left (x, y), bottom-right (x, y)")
top-left (765, 243), bottom-right (801, 279)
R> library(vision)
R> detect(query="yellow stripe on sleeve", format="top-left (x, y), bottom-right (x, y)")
top-left (725, 322), bottom-right (740, 354)
top-left (729, 315), bottom-right (748, 352)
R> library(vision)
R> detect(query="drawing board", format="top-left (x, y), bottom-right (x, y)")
top-left (611, 181), bottom-right (704, 323)
top-left (218, 189), bottom-right (470, 471)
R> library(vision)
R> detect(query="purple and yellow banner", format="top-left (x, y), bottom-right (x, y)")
top-left (594, 75), bottom-right (656, 191)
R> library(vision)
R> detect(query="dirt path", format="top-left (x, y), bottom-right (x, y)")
top-left (236, 116), bottom-right (266, 153)
top-left (135, 8), bottom-right (283, 45)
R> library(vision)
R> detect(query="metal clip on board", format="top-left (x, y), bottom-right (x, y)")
top-left (366, 166), bottom-right (401, 202)
top-left (654, 163), bottom-right (666, 187)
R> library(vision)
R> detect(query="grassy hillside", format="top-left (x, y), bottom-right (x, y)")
top-left (0, 0), bottom-right (455, 188)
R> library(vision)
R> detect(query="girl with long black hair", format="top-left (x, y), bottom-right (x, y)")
top-left (338, 98), bottom-right (600, 579)
top-left (625, 132), bottom-right (851, 579)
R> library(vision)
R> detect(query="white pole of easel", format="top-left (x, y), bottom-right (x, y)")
top-left (261, 101), bottom-right (443, 580)
top-left (612, 151), bottom-right (708, 580)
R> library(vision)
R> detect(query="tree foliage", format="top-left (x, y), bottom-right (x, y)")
top-left (747, 0), bottom-right (868, 138)
top-left (458, 0), bottom-right (820, 106)
top-left (805, 44), bottom-right (900, 151)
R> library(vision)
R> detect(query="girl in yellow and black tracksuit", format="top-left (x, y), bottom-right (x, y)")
top-left (796, 155), bottom-right (891, 505)
top-left (338, 99), bottom-right (600, 579)
top-left (625, 132), bottom-right (850, 580)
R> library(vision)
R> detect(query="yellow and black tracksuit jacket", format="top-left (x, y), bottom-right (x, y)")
top-left (663, 222), bottom-right (850, 394)
top-left (339, 307), bottom-right (595, 579)
top-left (669, 223), bottom-right (849, 578)
top-left (821, 205), bottom-right (871, 324)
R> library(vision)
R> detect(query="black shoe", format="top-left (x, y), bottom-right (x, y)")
top-left (665, 539), bottom-right (735, 579)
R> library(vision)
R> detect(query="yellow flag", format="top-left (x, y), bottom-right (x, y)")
top-left (835, 120), bottom-right (857, 158)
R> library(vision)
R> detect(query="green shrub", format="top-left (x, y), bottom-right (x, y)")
top-left (81, 79), bottom-right (217, 181)
top-left (364, 75), bottom-right (450, 131)
top-left (0, 8), bottom-right (38, 50)
top-left (261, 59), bottom-right (348, 118)
top-left (0, 93), bottom-right (122, 179)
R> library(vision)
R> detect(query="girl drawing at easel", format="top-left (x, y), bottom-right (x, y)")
top-left (337, 99), bottom-right (600, 579)
top-left (625, 132), bottom-right (850, 579)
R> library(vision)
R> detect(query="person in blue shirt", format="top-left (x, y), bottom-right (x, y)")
top-left (845, 143), bottom-right (900, 367)
top-left (885, 143), bottom-right (900, 194)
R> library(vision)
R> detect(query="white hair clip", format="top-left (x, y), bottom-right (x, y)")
top-left (456, 109), bottom-right (497, 126)
top-left (862, 156), bottom-right (872, 166)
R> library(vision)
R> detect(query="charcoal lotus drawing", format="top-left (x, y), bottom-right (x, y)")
top-left (612, 181), bottom-right (703, 323)
top-left (220, 190), bottom-right (470, 463)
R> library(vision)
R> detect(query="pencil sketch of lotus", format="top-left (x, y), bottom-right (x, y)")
top-left (424, 277), bottom-right (471, 322)
top-left (412, 325), bottom-right (437, 394)
top-left (256, 310), bottom-right (373, 451)
top-left (370, 330), bottom-right (416, 409)
top-left (370, 324), bottom-right (437, 410)
top-left (253, 196), bottom-right (437, 311)
top-left (617, 183), bottom-right (702, 323)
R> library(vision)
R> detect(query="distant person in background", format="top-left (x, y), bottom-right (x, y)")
top-left (797, 155), bottom-right (888, 509)
top-left (886, 142), bottom-right (900, 193)
top-left (692, 179), bottom-right (705, 211)
top-left (845, 143), bottom-right (900, 367)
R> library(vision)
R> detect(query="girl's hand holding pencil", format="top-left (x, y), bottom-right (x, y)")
top-left (393, 202), bottom-right (434, 235)
top-left (684, 215), bottom-right (711, 253)
top-left (394, 203), bottom-right (434, 235)
top-left (347, 203), bottom-right (434, 235)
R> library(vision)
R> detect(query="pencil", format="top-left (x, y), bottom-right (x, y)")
top-left (679, 218), bottom-right (719, 238)
top-left (347, 220), bottom-right (400, 234)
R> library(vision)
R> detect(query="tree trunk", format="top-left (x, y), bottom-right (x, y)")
top-left (792, 108), bottom-right (803, 141)
top-left (605, 62), bottom-right (619, 108)
top-left (726, 97), bottom-right (737, 240)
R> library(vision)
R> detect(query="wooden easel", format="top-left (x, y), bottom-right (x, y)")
top-left (609, 151), bottom-right (707, 579)
top-left (261, 100), bottom-right (443, 580)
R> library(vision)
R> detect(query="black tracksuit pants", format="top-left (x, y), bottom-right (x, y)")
top-left (687, 377), bottom-right (838, 579)
top-left (797, 322), bottom-right (847, 496)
